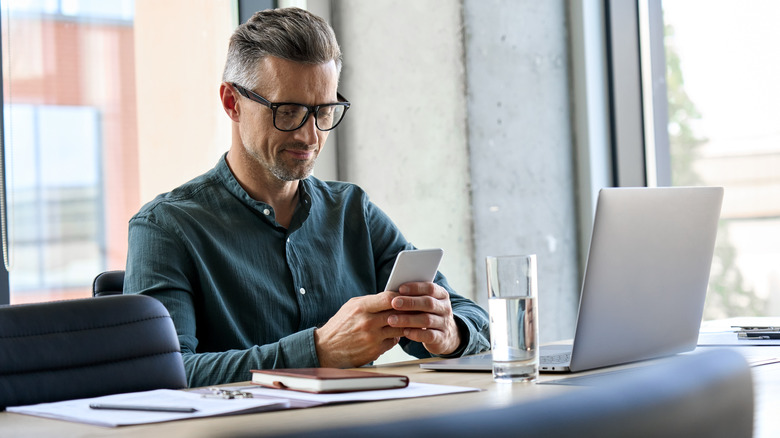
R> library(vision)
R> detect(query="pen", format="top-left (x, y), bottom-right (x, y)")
top-left (89, 403), bottom-right (198, 413)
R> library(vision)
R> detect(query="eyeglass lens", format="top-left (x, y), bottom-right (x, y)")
top-left (274, 104), bottom-right (346, 131)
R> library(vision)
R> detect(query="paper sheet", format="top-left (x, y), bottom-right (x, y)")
top-left (7, 382), bottom-right (481, 427)
top-left (7, 388), bottom-right (289, 427)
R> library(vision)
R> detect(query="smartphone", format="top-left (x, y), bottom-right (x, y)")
top-left (384, 248), bottom-right (444, 292)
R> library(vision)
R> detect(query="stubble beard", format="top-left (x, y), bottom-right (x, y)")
top-left (249, 142), bottom-right (318, 182)
top-left (271, 153), bottom-right (317, 181)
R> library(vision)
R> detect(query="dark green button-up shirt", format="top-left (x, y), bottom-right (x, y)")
top-left (124, 155), bottom-right (490, 387)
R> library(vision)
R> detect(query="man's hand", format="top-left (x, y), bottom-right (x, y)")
top-left (387, 282), bottom-right (461, 356)
top-left (314, 292), bottom-right (406, 368)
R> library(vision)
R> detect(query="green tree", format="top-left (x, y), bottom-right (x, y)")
top-left (664, 23), bottom-right (764, 318)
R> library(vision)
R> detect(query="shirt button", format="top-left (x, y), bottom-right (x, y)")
top-left (299, 288), bottom-right (306, 295)
top-left (263, 209), bottom-right (271, 216)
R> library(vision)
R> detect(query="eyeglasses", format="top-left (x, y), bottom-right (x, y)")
top-left (232, 83), bottom-right (350, 132)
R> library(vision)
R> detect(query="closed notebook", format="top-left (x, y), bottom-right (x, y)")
top-left (250, 368), bottom-right (409, 393)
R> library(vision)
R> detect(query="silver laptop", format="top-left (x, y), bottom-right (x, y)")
top-left (422, 186), bottom-right (724, 373)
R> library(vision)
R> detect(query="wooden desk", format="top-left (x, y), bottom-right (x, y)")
top-left (0, 360), bottom-right (586, 438)
top-left (1, 349), bottom-right (778, 438)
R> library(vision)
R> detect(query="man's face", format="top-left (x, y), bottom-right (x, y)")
top-left (237, 56), bottom-right (340, 182)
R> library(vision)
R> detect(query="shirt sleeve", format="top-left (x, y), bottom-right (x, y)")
top-left (363, 200), bottom-right (491, 359)
top-left (124, 214), bottom-right (321, 388)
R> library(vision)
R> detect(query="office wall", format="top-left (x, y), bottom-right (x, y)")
top-left (332, 2), bottom-right (475, 301)
top-left (333, 0), bottom-right (579, 342)
top-left (134, 0), bottom-right (236, 203)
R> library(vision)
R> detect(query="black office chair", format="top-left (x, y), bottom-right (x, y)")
top-left (0, 294), bottom-right (187, 409)
top-left (264, 348), bottom-right (753, 438)
top-left (92, 270), bottom-right (125, 296)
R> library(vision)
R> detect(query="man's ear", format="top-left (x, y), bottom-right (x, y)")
top-left (220, 82), bottom-right (241, 122)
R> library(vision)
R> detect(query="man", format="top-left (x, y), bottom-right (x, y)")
top-left (124, 7), bottom-right (490, 388)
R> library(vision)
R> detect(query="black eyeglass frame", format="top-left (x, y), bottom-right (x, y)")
top-left (232, 83), bottom-right (351, 132)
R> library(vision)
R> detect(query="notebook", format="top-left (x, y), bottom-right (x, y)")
top-left (250, 368), bottom-right (409, 393)
top-left (421, 186), bottom-right (724, 373)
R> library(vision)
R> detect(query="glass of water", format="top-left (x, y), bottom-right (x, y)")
top-left (486, 254), bottom-right (539, 383)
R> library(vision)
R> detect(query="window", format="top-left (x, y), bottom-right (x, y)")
top-left (2, 0), bottom-right (138, 304)
top-left (605, 0), bottom-right (780, 319)
top-left (662, 0), bottom-right (780, 318)
top-left (6, 104), bottom-right (102, 293)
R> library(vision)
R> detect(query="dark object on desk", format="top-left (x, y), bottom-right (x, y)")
top-left (92, 270), bottom-right (126, 296)
top-left (735, 325), bottom-right (780, 339)
top-left (263, 349), bottom-right (752, 438)
top-left (739, 332), bottom-right (780, 339)
top-left (251, 368), bottom-right (409, 393)
top-left (0, 294), bottom-right (187, 409)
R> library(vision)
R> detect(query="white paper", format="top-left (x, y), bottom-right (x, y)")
top-left (241, 381), bottom-right (480, 404)
top-left (7, 382), bottom-right (480, 427)
top-left (7, 388), bottom-right (289, 427)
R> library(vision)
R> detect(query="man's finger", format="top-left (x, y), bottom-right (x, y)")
top-left (380, 325), bottom-right (408, 339)
top-left (398, 282), bottom-right (449, 299)
top-left (403, 327), bottom-right (438, 344)
top-left (387, 312), bottom-right (440, 329)
top-left (391, 295), bottom-right (439, 313)
top-left (354, 291), bottom-right (399, 313)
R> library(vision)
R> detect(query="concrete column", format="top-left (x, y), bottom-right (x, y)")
top-left (464, 0), bottom-right (579, 341)
top-left (329, 0), bottom-right (579, 343)
top-left (331, 1), bottom-right (475, 300)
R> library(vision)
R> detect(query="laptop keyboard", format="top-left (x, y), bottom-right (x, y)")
top-left (541, 352), bottom-right (572, 365)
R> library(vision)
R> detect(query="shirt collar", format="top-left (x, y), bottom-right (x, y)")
top-left (215, 153), bottom-right (313, 231)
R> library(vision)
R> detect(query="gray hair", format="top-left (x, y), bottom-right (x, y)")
top-left (222, 7), bottom-right (342, 89)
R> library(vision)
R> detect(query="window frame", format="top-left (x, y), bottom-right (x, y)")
top-left (569, 0), bottom-right (672, 275)
top-left (1, 8), bottom-right (9, 305)
top-left (604, 0), bottom-right (671, 189)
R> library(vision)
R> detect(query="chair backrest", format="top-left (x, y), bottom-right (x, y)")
top-left (0, 294), bottom-right (187, 409)
top-left (265, 348), bottom-right (753, 438)
top-left (92, 270), bottom-right (125, 296)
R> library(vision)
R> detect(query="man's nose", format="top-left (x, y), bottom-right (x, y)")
top-left (292, 113), bottom-right (319, 146)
